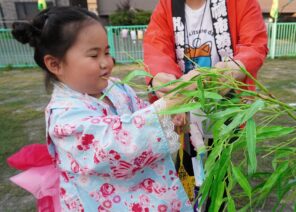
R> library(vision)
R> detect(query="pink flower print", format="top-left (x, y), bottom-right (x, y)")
top-left (170, 199), bottom-right (182, 212)
top-left (78, 174), bottom-right (90, 187)
top-left (113, 195), bottom-right (121, 203)
top-left (98, 205), bottom-right (110, 212)
top-left (158, 204), bottom-right (168, 212)
top-left (77, 134), bottom-right (94, 151)
top-left (110, 160), bottom-right (133, 179)
top-left (60, 187), bottom-right (66, 197)
top-left (153, 183), bottom-right (167, 195)
top-left (85, 102), bottom-right (97, 111)
top-left (135, 97), bottom-right (148, 109)
top-left (131, 203), bottom-right (143, 212)
top-left (112, 118), bottom-right (122, 131)
top-left (102, 200), bottom-right (112, 209)
top-left (103, 117), bottom-right (113, 124)
top-left (65, 198), bottom-right (84, 211)
top-left (154, 165), bottom-right (165, 176)
top-left (100, 183), bottom-right (115, 197)
top-left (90, 117), bottom-right (101, 124)
top-left (115, 129), bottom-right (132, 145)
top-left (133, 115), bottom-right (145, 128)
top-left (109, 150), bottom-right (121, 161)
top-left (94, 148), bottom-right (108, 164)
top-left (61, 171), bottom-right (74, 182)
top-left (102, 108), bottom-right (108, 116)
top-left (90, 191), bottom-right (100, 202)
top-left (172, 185), bottom-right (179, 191)
top-left (53, 124), bottom-right (75, 138)
top-left (140, 178), bottom-right (155, 193)
top-left (139, 194), bottom-right (150, 207)
top-left (71, 160), bottom-right (80, 173)
top-left (133, 150), bottom-right (160, 169)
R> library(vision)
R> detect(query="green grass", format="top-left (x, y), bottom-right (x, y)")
top-left (0, 59), bottom-right (295, 210)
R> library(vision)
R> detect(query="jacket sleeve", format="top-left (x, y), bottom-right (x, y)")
top-left (233, 0), bottom-right (268, 83)
top-left (48, 104), bottom-right (174, 178)
top-left (143, 0), bottom-right (183, 85)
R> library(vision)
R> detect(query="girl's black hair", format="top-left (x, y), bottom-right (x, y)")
top-left (12, 6), bottom-right (102, 90)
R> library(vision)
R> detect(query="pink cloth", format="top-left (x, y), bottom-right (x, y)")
top-left (7, 144), bottom-right (52, 170)
top-left (7, 144), bottom-right (60, 212)
top-left (10, 165), bottom-right (60, 212)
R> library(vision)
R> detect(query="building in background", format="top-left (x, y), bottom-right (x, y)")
top-left (97, 0), bottom-right (158, 24)
top-left (259, 0), bottom-right (296, 22)
top-left (0, 0), bottom-right (98, 28)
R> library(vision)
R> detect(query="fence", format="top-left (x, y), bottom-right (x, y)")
top-left (1, 23), bottom-right (296, 68)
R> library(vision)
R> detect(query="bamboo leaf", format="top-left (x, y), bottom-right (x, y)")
top-left (210, 107), bottom-right (242, 120)
top-left (209, 181), bottom-right (225, 212)
top-left (227, 196), bottom-right (236, 212)
top-left (204, 140), bottom-right (224, 173)
top-left (246, 118), bottom-right (257, 174)
top-left (242, 100), bottom-right (265, 123)
top-left (122, 70), bottom-right (152, 83)
top-left (197, 77), bottom-right (205, 109)
top-left (232, 165), bottom-right (252, 198)
top-left (257, 126), bottom-right (295, 140)
top-left (220, 113), bottom-right (244, 136)
top-left (159, 102), bottom-right (201, 115)
top-left (258, 161), bottom-right (289, 201)
top-left (181, 90), bottom-right (223, 100)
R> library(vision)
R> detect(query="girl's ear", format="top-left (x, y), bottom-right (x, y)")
top-left (44, 55), bottom-right (62, 76)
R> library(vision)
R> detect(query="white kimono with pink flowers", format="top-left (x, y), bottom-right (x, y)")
top-left (45, 79), bottom-right (193, 212)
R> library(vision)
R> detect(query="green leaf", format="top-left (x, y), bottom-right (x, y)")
top-left (204, 140), bottom-right (224, 173)
top-left (220, 112), bottom-right (244, 136)
top-left (232, 165), bottom-right (252, 198)
top-left (197, 77), bottom-right (205, 109)
top-left (209, 181), bottom-right (225, 212)
top-left (216, 145), bottom-right (233, 182)
top-left (246, 118), bottom-right (257, 174)
top-left (122, 70), bottom-right (152, 83)
top-left (210, 107), bottom-right (242, 120)
top-left (159, 102), bottom-right (201, 115)
top-left (227, 196), bottom-right (236, 212)
top-left (257, 126), bottom-right (295, 140)
top-left (165, 81), bottom-right (193, 95)
top-left (241, 100), bottom-right (265, 123)
top-left (181, 90), bottom-right (223, 100)
top-left (199, 168), bottom-right (216, 206)
top-left (258, 161), bottom-right (289, 201)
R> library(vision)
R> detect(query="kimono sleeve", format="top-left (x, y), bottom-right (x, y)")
top-left (234, 0), bottom-right (268, 84)
top-left (143, 0), bottom-right (183, 85)
top-left (48, 104), bottom-right (178, 177)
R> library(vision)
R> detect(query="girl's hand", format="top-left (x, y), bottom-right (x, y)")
top-left (152, 73), bottom-right (177, 98)
top-left (172, 113), bottom-right (187, 127)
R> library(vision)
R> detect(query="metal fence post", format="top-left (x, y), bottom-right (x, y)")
top-left (106, 27), bottom-right (115, 58)
top-left (270, 20), bottom-right (278, 59)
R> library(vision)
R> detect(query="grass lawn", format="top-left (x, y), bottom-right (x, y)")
top-left (0, 59), bottom-right (295, 211)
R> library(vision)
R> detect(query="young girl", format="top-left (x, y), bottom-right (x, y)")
top-left (9, 6), bottom-right (197, 211)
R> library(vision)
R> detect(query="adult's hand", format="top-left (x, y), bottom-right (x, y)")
top-left (215, 60), bottom-right (246, 95)
top-left (152, 73), bottom-right (177, 98)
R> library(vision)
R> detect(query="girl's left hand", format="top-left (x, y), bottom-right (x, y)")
top-left (172, 113), bottom-right (187, 127)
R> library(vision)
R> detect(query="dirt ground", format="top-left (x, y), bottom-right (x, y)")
top-left (0, 58), bottom-right (295, 211)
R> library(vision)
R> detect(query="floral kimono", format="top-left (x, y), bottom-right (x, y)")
top-left (43, 79), bottom-right (193, 211)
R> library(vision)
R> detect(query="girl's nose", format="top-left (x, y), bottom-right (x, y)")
top-left (100, 62), bottom-right (107, 69)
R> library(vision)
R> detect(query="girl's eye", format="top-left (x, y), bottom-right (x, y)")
top-left (105, 52), bottom-right (110, 56)
top-left (90, 55), bottom-right (98, 58)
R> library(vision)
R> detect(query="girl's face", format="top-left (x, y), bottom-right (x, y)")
top-left (58, 22), bottom-right (113, 96)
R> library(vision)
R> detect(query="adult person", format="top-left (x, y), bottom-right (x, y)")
top-left (143, 0), bottom-right (268, 209)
